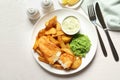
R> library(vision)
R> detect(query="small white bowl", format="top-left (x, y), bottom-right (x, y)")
top-left (58, 0), bottom-right (83, 9)
top-left (61, 16), bottom-right (80, 35)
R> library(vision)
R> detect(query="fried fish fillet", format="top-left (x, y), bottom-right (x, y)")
top-left (38, 36), bottom-right (61, 64)
top-left (58, 53), bottom-right (74, 69)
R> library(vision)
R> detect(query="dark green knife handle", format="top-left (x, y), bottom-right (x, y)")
top-left (105, 30), bottom-right (119, 61)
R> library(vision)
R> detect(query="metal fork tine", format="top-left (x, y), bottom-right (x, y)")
top-left (87, 5), bottom-right (90, 15)
top-left (88, 4), bottom-right (96, 21)
top-left (91, 5), bottom-right (96, 19)
top-left (88, 5), bottom-right (93, 19)
top-left (91, 5), bottom-right (94, 17)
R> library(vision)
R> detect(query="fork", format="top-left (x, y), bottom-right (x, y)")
top-left (87, 4), bottom-right (107, 57)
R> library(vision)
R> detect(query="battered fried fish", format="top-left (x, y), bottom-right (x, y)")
top-left (58, 53), bottom-right (74, 69)
top-left (38, 36), bottom-right (61, 64)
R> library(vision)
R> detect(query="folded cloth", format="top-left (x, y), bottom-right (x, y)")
top-left (98, 0), bottom-right (120, 30)
top-left (81, 0), bottom-right (120, 30)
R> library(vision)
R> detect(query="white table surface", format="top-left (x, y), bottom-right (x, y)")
top-left (0, 0), bottom-right (120, 80)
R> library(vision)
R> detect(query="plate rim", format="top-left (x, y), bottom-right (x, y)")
top-left (32, 9), bottom-right (98, 75)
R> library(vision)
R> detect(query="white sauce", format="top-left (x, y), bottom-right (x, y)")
top-left (62, 16), bottom-right (80, 35)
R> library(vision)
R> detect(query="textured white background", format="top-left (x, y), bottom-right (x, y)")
top-left (0, 0), bottom-right (120, 80)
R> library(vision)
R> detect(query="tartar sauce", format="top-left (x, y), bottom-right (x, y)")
top-left (62, 16), bottom-right (80, 35)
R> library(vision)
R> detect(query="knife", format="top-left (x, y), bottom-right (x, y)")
top-left (95, 2), bottom-right (119, 61)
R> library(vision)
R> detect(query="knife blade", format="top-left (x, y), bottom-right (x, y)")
top-left (95, 2), bottom-right (119, 61)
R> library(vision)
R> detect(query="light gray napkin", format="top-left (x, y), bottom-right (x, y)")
top-left (99, 0), bottom-right (120, 30)
top-left (81, 0), bottom-right (120, 30)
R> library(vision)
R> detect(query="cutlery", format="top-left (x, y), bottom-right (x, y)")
top-left (95, 2), bottom-right (119, 61)
top-left (87, 4), bottom-right (107, 57)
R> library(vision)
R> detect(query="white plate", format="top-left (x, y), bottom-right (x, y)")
top-left (32, 9), bottom-right (98, 75)
top-left (58, 0), bottom-right (83, 9)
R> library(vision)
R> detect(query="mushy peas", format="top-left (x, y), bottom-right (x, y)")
top-left (70, 33), bottom-right (91, 57)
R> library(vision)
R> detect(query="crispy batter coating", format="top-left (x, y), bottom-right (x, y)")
top-left (38, 36), bottom-right (61, 65)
